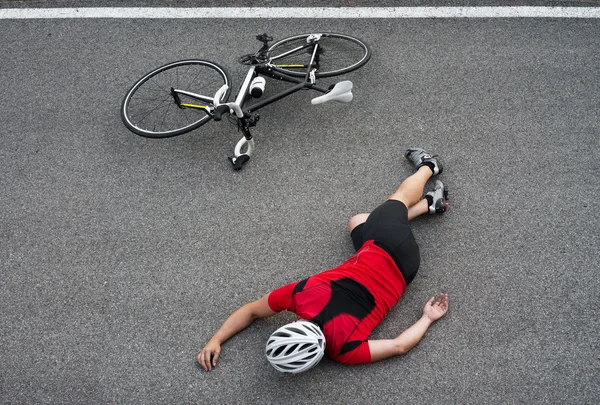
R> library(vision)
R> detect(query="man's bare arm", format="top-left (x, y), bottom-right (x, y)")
top-left (197, 294), bottom-right (277, 371)
top-left (368, 294), bottom-right (449, 363)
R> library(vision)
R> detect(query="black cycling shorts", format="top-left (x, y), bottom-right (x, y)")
top-left (350, 199), bottom-right (420, 284)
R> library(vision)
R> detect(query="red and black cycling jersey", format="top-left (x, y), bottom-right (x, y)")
top-left (268, 240), bottom-right (406, 364)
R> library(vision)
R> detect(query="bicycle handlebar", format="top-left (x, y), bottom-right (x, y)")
top-left (213, 85), bottom-right (228, 106)
top-left (212, 84), bottom-right (245, 119)
top-left (212, 105), bottom-right (230, 121)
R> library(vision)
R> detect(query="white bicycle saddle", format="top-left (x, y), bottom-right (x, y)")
top-left (311, 81), bottom-right (353, 105)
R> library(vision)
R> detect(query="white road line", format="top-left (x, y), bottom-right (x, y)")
top-left (0, 7), bottom-right (599, 19)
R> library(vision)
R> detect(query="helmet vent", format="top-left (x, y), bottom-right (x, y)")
top-left (287, 327), bottom-right (306, 335)
top-left (284, 344), bottom-right (299, 356)
top-left (303, 352), bottom-right (317, 360)
top-left (265, 320), bottom-right (326, 373)
top-left (273, 346), bottom-right (286, 357)
top-left (277, 364), bottom-right (296, 371)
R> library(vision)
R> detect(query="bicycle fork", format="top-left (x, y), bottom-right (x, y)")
top-left (224, 66), bottom-right (260, 170)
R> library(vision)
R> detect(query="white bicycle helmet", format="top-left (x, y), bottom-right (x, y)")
top-left (265, 320), bottom-right (325, 374)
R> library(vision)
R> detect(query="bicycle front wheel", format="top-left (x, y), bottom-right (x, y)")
top-left (267, 33), bottom-right (371, 78)
top-left (121, 60), bottom-right (231, 138)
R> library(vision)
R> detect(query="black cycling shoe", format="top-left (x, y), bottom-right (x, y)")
top-left (405, 147), bottom-right (443, 176)
top-left (426, 180), bottom-right (449, 214)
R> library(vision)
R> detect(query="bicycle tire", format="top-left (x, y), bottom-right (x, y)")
top-left (121, 60), bottom-right (231, 138)
top-left (267, 33), bottom-right (371, 78)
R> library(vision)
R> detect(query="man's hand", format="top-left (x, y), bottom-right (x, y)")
top-left (195, 294), bottom-right (277, 372)
top-left (369, 293), bottom-right (450, 362)
top-left (197, 339), bottom-right (221, 371)
top-left (422, 294), bottom-right (449, 322)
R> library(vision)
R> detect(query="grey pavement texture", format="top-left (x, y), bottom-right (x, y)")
top-left (2, 1), bottom-right (600, 9)
top-left (1, 16), bottom-right (599, 405)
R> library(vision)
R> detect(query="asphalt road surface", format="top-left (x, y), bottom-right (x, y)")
top-left (1, 5), bottom-right (599, 404)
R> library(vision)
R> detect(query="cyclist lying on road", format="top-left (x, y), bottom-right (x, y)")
top-left (198, 148), bottom-right (450, 373)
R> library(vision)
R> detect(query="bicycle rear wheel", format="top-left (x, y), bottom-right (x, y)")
top-left (121, 60), bottom-right (231, 138)
top-left (267, 33), bottom-right (370, 78)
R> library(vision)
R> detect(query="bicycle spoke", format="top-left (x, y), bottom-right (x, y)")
top-left (188, 69), bottom-right (204, 94)
top-left (145, 77), bottom-right (172, 96)
top-left (122, 60), bottom-right (230, 137)
top-left (157, 99), bottom-right (171, 132)
top-left (130, 94), bottom-right (172, 103)
top-left (129, 97), bottom-right (172, 124)
top-left (267, 33), bottom-right (370, 78)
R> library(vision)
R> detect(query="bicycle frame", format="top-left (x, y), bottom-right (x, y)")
top-left (165, 36), bottom-right (356, 169)
top-left (175, 42), bottom-right (329, 117)
top-left (172, 41), bottom-right (330, 168)
top-left (121, 32), bottom-right (369, 170)
top-left (237, 65), bottom-right (329, 114)
top-left (224, 62), bottom-right (331, 169)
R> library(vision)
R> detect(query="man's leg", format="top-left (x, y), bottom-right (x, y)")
top-left (348, 213), bottom-right (370, 233)
top-left (348, 148), bottom-right (447, 283)
top-left (348, 167), bottom-right (432, 234)
top-left (408, 199), bottom-right (429, 220)
top-left (349, 198), bottom-right (430, 236)
top-left (388, 165), bottom-right (433, 209)
top-left (348, 147), bottom-right (446, 241)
